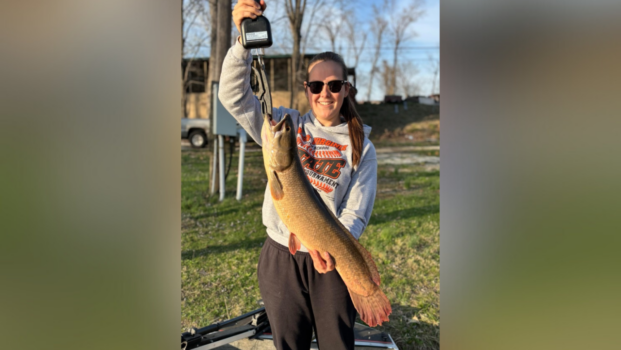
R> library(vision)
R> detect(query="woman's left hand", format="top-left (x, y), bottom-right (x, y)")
top-left (309, 249), bottom-right (335, 273)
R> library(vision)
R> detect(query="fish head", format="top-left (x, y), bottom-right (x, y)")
top-left (262, 113), bottom-right (296, 172)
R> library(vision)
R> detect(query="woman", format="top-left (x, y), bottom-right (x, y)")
top-left (219, 1), bottom-right (378, 348)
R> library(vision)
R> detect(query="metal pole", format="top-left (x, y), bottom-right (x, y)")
top-left (210, 137), bottom-right (218, 195)
top-left (236, 129), bottom-right (247, 201)
top-left (218, 135), bottom-right (225, 201)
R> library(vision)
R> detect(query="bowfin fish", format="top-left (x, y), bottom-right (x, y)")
top-left (261, 113), bottom-right (392, 327)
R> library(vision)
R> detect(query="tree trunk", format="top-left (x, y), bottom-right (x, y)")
top-left (285, 0), bottom-right (306, 110)
top-left (366, 68), bottom-right (375, 102)
top-left (289, 22), bottom-right (302, 110)
top-left (210, 0), bottom-right (232, 195)
top-left (207, 0), bottom-right (218, 136)
top-left (181, 1), bottom-right (186, 119)
top-left (366, 14), bottom-right (386, 102)
top-left (390, 44), bottom-right (398, 96)
top-left (214, 0), bottom-right (231, 84)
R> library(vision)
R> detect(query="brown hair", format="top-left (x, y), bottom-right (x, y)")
top-left (305, 52), bottom-right (365, 167)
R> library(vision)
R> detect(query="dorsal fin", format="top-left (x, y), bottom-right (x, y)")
top-left (299, 166), bottom-right (380, 285)
top-left (320, 201), bottom-right (381, 286)
top-left (350, 238), bottom-right (381, 286)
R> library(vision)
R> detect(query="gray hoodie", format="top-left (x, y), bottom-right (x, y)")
top-left (219, 41), bottom-right (377, 251)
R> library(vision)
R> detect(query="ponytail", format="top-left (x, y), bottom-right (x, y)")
top-left (340, 93), bottom-right (364, 167)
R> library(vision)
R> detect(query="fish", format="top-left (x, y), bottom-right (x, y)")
top-left (261, 113), bottom-right (392, 327)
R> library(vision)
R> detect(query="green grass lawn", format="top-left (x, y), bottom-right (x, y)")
top-left (181, 143), bottom-right (439, 349)
top-left (357, 102), bottom-right (439, 148)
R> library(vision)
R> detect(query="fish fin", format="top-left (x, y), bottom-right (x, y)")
top-left (269, 171), bottom-right (284, 200)
top-left (342, 276), bottom-right (372, 296)
top-left (318, 202), bottom-right (380, 285)
top-left (347, 288), bottom-right (392, 328)
top-left (318, 197), bottom-right (382, 286)
top-left (288, 233), bottom-right (301, 255)
top-left (351, 240), bottom-right (381, 286)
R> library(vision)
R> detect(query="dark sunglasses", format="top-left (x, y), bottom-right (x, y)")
top-left (305, 80), bottom-right (348, 94)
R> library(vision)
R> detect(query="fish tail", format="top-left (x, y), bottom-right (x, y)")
top-left (348, 288), bottom-right (392, 327)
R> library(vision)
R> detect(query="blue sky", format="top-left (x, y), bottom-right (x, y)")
top-left (184, 0), bottom-right (439, 101)
top-left (353, 0), bottom-right (440, 100)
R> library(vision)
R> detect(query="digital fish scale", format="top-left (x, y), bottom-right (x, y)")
top-left (240, 0), bottom-right (273, 49)
top-left (241, 0), bottom-right (273, 120)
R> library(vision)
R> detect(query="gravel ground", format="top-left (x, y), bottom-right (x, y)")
top-left (182, 141), bottom-right (439, 170)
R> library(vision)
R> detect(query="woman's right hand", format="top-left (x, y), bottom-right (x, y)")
top-left (233, 0), bottom-right (267, 34)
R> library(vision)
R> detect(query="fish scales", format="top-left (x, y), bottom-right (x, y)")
top-left (261, 113), bottom-right (392, 327)
top-left (272, 164), bottom-right (374, 296)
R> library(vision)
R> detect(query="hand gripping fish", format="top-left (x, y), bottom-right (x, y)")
top-left (261, 113), bottom-right (392, 327)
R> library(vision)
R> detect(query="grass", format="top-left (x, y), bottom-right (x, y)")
top-left (367, 166), bottom-right (440, 349)
top-left (181, 150), bottom-right (268, 326)
top-left (356, 102), bottom-right (440, 148)
top-left (182, 103), bottom-right (439, 349)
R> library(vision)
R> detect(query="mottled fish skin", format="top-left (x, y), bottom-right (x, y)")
top-left (261, 114), bottom-right (391, 327)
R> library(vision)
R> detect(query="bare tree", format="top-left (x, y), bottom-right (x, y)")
top-left (365, 4), bottom-right (388, 101)
top-left (386, 0), bottom-right (424, 95)
top-left (380, 60), bottom-right (393, 95)
top-left (428, 53), bottom-right (439, 95)
top-left (195, 0), bottom-right (230, 132)
top-left (262, 2), bottom-right (297, 55)
top-left (297, 0), bottom-right (324, 86)
top-left (273, 0), bottom-right (325, 109)
top-left (284, 0), bottom-right (307, 110)
top-left (206, 0), bottom-right (217, 126)
top-left (318, 0), bottom-right (344, 53)
top-left (214, 0), bottom-right (232, 83)
top-left (182, 0), bottom-right (208, 118)
top-left (397, 61), bottom-right (420, 98)
top-left (343, 14), bottom-right (367, 69)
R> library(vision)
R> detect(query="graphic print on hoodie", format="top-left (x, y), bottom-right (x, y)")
top-left (296, 126), bottom-right (348, 194)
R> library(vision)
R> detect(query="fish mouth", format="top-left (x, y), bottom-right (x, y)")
top-left (272, 114), bottom-right (291, 134)
top-left (264, 114), bottom-right (295, 171)
top-left (264, 113), bottom-right (293, 142)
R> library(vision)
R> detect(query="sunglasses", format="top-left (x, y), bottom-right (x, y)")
top-left (305, 80), bottom-right (348, 94)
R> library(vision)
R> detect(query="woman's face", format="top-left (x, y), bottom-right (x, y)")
top-left (305, 60), bottom-right (349, 126)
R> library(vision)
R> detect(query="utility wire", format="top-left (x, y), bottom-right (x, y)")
top-left (266, 46), bottom-right (438, 51)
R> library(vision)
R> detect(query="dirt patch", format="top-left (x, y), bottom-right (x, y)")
top-left (379, 118), bottom-right (440, 144)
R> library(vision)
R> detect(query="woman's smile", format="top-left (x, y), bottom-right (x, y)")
top-left (305, 60), bottom-right (349, 126)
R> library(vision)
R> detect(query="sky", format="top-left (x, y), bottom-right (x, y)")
top-left (184, 0), bottom-right (440, 101)
top-left (353, 0), bottom-right (440, 100)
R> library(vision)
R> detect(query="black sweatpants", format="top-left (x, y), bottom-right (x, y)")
top-left (257, 236), bottom-right (357, 350)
